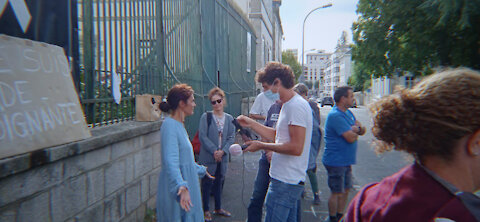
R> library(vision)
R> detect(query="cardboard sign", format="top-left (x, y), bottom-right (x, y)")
top-left (135, 94), bottom-right (162, 122)
top-left (0, 34), bottom-right (91, 159)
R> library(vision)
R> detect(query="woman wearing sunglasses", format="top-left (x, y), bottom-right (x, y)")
top-left (198, 87), bottom-right (235, 221)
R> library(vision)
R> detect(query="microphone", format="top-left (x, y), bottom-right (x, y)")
top-left (229, 144), bottom-right (250, 156)
top-left (232, 118), bottom-right (257, 140)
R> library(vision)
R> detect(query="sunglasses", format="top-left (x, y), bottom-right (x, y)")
top-left (211, 99), bottom-right (222, 105)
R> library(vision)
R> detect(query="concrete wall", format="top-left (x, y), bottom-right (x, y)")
top-left (0, 121), bottom-right (163, 222)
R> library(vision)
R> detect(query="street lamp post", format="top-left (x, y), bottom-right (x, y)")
top-left (301, 3), bottom-right (332, 83)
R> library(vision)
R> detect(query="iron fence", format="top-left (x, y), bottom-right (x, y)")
top-left (76, 0), bottom-right (257, 135)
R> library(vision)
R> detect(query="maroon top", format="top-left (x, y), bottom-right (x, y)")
top-left (344, 163), bottom-right (476, 222)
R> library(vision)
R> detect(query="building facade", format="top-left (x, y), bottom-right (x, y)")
top-left (232, 0), bottom-right (283, 71)
top-left (305, 50), bottom-right (331, 94)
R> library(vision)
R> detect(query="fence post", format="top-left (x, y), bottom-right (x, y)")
top-left (82, 0), bottom-right (95, 124)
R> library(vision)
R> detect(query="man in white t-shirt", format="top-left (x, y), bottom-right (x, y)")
top-left (249, 83), bottom-right (277, 125)
top-left (237, 62), bottom-right (313, 222)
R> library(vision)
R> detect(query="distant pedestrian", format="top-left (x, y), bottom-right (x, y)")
top-left (344, 68), bottom-right (480, 222)
top-left (237, 62), bottom-right (313, 222)
top-left (198, 87), bottom-right (235, 222)
top-left (156, 84), bottom-right (214, 222)
top-left (322, 86), bottom-right (366, 222)
top-left (249, 80), bottom-right (278, 125)
top-left (294, 83), bottom-right (322, 205)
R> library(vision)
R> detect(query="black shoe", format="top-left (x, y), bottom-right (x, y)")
top-left (313, 193), bottom-right (321, 205)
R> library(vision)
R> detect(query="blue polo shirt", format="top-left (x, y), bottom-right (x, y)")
top-left (322, 106), bottom-right (357, 166)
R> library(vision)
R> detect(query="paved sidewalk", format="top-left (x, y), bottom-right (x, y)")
top-left (205, 150), bottom-right (358, 222)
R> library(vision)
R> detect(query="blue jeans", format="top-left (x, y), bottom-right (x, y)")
top-left (247, 155), bottom-right (271, 222)
top-left (265, 178), bottom-right (304, 222)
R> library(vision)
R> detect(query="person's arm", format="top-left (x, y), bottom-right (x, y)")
top-left (328, 113), bottom-right (359, 143)
top-left (198, 114), bottom-right (217, 155)
top-left (194, 163), bottom-right (207, 177)
top-left (249, 113), bottom-right (266, 121)
top-left (355, 120), bottom-right (366, 135)
top-left (244, 103), bottom-right (309, 156)
top-left (244, 124), bottom-right (306, 156)
top-left (342, 130), bottom-right (359, 143)
top-left (236, 115), bottom-right (276, 141)
top-left (160, 123), bottom-right (189, 196)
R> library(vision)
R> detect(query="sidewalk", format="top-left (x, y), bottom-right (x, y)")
top-left (208, 149), bottom-right (358, 222)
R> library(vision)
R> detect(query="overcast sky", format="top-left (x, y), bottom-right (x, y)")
top-left (280, 0), bottom-right (359, 61)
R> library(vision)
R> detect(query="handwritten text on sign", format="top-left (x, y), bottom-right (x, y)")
top-left (0, 34), bottom-right (91, 159)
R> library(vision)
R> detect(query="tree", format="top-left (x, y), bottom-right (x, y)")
top-left (348, 61), bottom-right (371, 92)
top-left (282, 51), bottom-right (302, 81)
top-left (353, 0), bottom-right (480, 77)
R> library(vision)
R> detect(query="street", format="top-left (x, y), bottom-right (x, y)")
top-left (209, 105), bottom-right (412, 222)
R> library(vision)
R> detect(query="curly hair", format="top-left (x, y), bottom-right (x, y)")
top-left (159, 84), bottom-right (194, 112)
top-left (255, 62), bottom-right (295, 89)
top-left (370, 68), bottom-right (480, 162)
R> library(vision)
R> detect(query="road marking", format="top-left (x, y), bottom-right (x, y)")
top-left (304, 208), bottom-right (329, 216)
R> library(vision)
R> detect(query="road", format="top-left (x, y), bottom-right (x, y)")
top-left (209, 105), bottom-right (412, 222)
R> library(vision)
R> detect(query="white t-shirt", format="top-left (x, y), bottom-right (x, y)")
top-left (250, 92), bottom-right (276, 124)
top-left (269, 94), bottom-right (313, 184)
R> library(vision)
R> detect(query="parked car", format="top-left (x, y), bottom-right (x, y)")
top-left (321, 96), bottom-right (334, 107)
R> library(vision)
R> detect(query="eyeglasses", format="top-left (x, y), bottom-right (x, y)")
top-left (211, 99), bottom-right (222, 105)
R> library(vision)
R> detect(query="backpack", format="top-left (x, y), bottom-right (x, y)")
top-left (192, 111), bottom-right (213, 155)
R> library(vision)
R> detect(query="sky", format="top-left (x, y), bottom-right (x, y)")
top-left (280, 0), bottom-right (359, 61)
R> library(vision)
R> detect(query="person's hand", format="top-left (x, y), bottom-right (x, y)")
top-left (214, 150), bottom-right (224, 162)
top-left (265, 150), bottom-right (273, 163)
top-left (205, 170), bottom-right (215, 180)
top-left (354, 121), bottom-right (366, 135)
top-left (351, 125), bottom-right (360, 134)
top-left (177, 186), bottom-right (192, 212)
top-left (355, 120), bottom-right (362, 127)
top-left (236, 115), bottom-right (253, 128)
top-left (243, 140), bottom-right (263, 153)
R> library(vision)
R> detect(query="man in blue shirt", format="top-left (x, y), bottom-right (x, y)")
top-left (322, 86), bottom-right (366, 222)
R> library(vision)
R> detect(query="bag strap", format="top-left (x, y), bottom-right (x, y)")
top-left (206, 111), bottom-right (213, 130)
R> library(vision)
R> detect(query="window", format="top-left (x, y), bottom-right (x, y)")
top-left (406, 76), bottom-right (415, 88)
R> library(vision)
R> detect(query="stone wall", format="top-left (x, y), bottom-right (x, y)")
top-left (0, 121), bottom-right (163, 222)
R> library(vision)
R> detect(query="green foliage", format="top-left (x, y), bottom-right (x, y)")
top-left (348, 61), bottom-right (371, 92)
top-left (144, 207), bottom-right (157, 222)
top-left (353, 0), bottom-right (480, 77)
top-left (282, 51), bottom-right (302, 81)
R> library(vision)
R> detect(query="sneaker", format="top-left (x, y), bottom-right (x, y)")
top-left (313, 193), bottom-right (321, 205)
top-left (323, 216), bottom-right (337, 222)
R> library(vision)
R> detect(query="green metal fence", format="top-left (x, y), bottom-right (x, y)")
top-left (77, 0), bottom-right (257, 135)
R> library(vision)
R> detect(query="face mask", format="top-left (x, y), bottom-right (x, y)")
top-left (264, 90), bottom-right (279, 100)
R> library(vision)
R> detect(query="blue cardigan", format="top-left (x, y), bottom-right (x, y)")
top-left (197, 112), bottom-right (235, 175)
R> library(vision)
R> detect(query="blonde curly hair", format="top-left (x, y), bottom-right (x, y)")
top-left (369, 68), bottom-right (480, 162)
